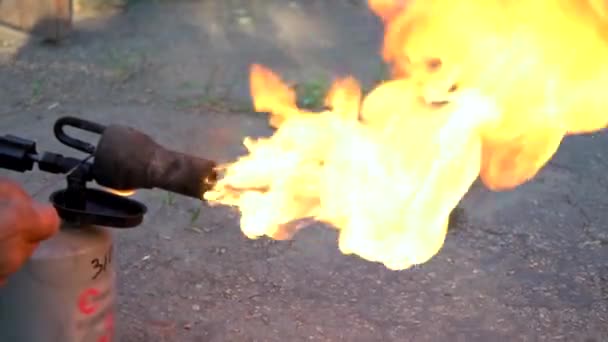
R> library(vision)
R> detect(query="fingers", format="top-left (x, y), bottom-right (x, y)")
top-left (0, 178), bottom-right (30, 201)
top-left (0, 179), bottom-right (60, 243)
top-left (0, 197), bottom-right (59, 243)
top-left (0, 238), bottom-right (37, 281)
top-left (0, 180), bottom-right (60, 286)
top-left (21, 203), bottom-right (60, 243)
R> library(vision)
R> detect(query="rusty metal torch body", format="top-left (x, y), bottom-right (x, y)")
top-left (92, 124), bottom-right (217, 199)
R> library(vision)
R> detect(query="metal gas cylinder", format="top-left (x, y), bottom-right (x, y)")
top-left (0, 222), bottom-right (115, 342)
top-left (0, 184), bottom-right (147, 342)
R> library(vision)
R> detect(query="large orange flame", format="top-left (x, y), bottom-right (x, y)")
top-left (204, 0), bottom-right (608, 270)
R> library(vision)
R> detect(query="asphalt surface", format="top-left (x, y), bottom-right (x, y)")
top-left (0, 1), bottom-right (606, 341)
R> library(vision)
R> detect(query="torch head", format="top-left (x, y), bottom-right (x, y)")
top-left (92, 124), bottom-right (218, 200)
top-left (0, 116), bottom-right (219, 228)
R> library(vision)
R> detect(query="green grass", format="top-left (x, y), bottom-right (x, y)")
top-left (292, 63), bottom-right (390, 111)
top-left (188, 207), bottom-right (201, 224)
top-left (295, 76), bottom-right (331, 110)
top-left (30, 79), bottom-right (44, 103)
top-left (164, 192), bottom-right (176, 206)
top-left (103, 48), bottom-right (145, 82)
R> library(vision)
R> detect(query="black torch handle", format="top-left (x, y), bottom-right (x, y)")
top-left (54, 117), bottom-right (106, 154)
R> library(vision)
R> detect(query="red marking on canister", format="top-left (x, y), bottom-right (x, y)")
top-left (78, 288), bottom-right (100, 315)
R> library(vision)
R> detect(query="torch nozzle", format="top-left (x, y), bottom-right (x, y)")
top-left (91, 125), bottom-right (218, 200)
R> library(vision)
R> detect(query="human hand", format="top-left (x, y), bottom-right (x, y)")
top-left (0, 179), bottom-right (60, 285)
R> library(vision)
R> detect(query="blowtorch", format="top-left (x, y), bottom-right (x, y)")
top-left (0, 116), bottom-right (218, 342)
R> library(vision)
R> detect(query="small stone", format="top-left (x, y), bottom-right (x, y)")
top-left (192, 304), bottom-right (200, 312)
top-left (238, 16), bottom-right (252, 26)
top-left (190, 227), bottom-right (203, 234)
top-left (183, 323), bottom-right (192, 330)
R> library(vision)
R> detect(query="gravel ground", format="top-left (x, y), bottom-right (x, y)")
top-left (0, 1), bottom-right (606, 341)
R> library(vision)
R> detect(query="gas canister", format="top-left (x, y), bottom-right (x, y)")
top-left (0, 184), bottom-right (146, 341)
top-left (0, 222), bottom-right (115, 341)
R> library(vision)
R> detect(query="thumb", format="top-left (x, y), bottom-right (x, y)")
top-left (24, 203), bottom-right (60, 243)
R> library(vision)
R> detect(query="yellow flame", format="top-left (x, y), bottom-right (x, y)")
top-left (204, 0), bottom-right (608, 270)
top-left (104, 188), bottom-right (136, 197)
